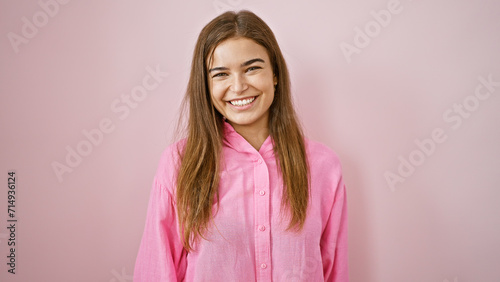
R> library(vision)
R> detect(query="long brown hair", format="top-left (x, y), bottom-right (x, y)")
top-left (175, 10), bottom-right (310, 252)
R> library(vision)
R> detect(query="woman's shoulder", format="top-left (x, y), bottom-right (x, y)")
top-left (153, 138), bottom-right (188, 191)
top-left (158, 138), bottom-right (187, 164)
top-left (304, 137), bottom-right (343, 172)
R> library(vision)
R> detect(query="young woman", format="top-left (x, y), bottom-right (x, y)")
top-left (134, 10), bottom-right (348, 282)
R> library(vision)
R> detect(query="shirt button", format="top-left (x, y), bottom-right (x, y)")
top-left (257, 158), bottom-right (263, 164)
top-left (260, 263), bottom-right (267, 269)
top-left (258, 225), bottom-right (265, 231)
top-left (259, 190), bottom-right (265, 196)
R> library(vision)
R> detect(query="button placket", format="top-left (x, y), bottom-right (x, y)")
top-left (253, 155), bottom-right (271, 281)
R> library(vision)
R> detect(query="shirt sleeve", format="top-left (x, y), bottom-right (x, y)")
top-left (133, 170), bottom-right (187, 281)
top-left (320, 173), bottom-right (348, 282)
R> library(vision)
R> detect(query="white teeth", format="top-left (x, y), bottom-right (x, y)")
top-left (230, 97), bottom-right (255, 106)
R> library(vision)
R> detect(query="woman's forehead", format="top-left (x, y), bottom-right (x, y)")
top-left (207, 38), bottom-right (270, 67)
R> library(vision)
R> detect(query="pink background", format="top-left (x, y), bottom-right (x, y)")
top-left (1, 0), bottom-right (500, 281)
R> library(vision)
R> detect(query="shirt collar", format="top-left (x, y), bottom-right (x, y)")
top-left (222, 118), bottom-right (274, 156)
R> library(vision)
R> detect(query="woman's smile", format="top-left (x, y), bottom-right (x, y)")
top-left (227, 95), bottom-right (257, 108)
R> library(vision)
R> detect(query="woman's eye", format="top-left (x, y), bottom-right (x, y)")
top-left (247, 66), bottom-right (261, 72)
top-left (212, 73), bottom-right (227, 78)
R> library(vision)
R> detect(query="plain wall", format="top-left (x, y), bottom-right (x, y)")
top-left (1, 0), bottom-right (499, 281)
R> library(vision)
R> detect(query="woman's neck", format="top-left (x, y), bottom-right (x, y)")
top-left (230, 122), bottom-right (269, 151)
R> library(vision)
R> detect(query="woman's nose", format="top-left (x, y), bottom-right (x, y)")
top-left (230, 74), bottom-right (248, 93)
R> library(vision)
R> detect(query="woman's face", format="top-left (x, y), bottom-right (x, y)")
top-left (207, 37), bottom-right (277, 134)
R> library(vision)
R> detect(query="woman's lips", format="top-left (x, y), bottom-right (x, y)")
top-left (227, 96), bottom-right (258, 109)
top-left (228, 96), bottom-right (257, 106)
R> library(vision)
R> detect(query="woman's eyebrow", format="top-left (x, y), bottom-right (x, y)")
top-left (208, 58), bottom-right (265, 73)
top-left (241, 58), bottom-right (265, 67)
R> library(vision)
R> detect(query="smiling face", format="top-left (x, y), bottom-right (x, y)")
top-left (207, 37), bottom-right (277, 135)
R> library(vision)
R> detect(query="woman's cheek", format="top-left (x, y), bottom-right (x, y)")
top-left (252, 73), bottom-right (273, 89)
top-left (213, 82), bottom-right (228, 97)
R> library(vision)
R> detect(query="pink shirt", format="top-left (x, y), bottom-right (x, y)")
top-left (134, 120), bottom-right (348, 281)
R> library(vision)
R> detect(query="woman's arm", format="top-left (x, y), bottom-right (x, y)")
top-left (320, 174), bottom-right (349, 282)
top-left (134, 173), bottom-right (187, 281)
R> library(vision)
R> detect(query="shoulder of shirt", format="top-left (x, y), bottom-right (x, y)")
top-left (158, 138), bottom-right (187, 166)
top-left (153, 138), bottom-right (188, 195)
top-left (304, 137), bottom-right (343, 173)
